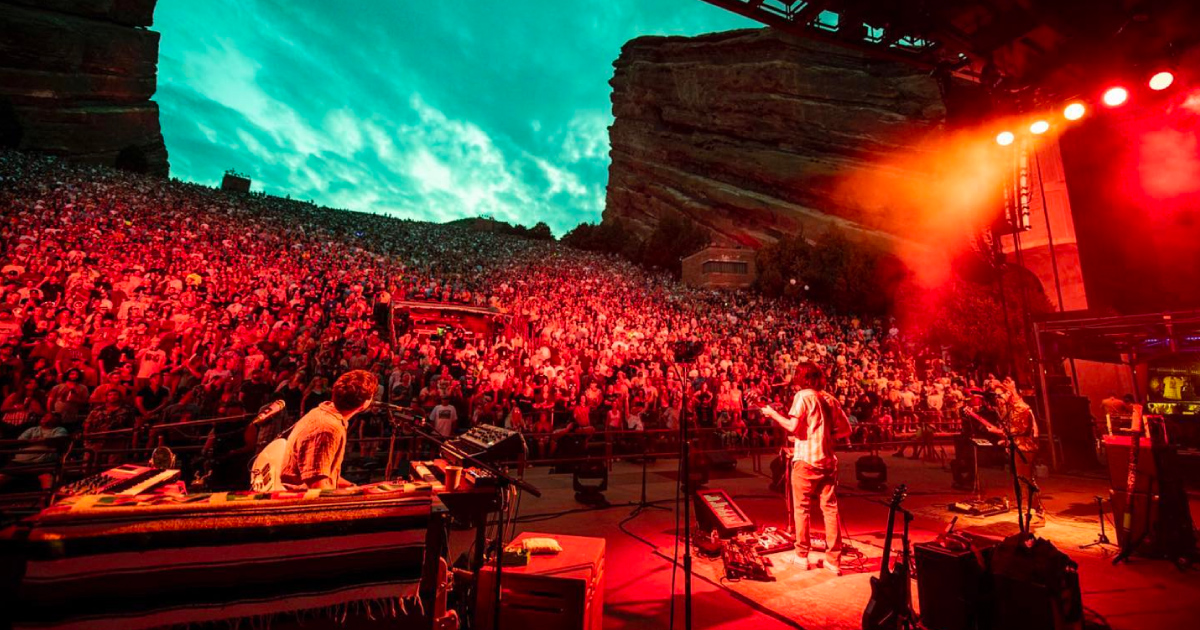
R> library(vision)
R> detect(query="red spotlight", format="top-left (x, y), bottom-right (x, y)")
top-left (1149, 71), bottom-right (1175, 91)
top-left (1103, 86), bottom-right (1129, 107)
top-left (1030, 120), bottom-right (1050, 135)
top-left (1063, 102), bottom-right (1086, 121)
top-left (996, 131), bottom-right (1015, 146)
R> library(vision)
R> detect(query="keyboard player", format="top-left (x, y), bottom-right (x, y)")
top-left (280, 370), bottom-right (378, 490)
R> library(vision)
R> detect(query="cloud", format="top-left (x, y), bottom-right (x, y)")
top-left (154, 1), bottom-right (755, 235)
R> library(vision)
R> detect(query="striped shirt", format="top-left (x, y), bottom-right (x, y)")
top-left (784, 389), bottom-right (851, 468)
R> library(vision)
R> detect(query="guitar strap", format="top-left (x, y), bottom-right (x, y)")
top-left (816, 391), bottom-right (835, 452)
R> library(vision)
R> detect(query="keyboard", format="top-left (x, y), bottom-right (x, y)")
top-left (56, 464), bottom-right (180, 498)
top-left (443, 424), bottom-right (525, 464)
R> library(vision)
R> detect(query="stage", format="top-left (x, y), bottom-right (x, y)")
top-left (476, 454), bottom-right (1200, 630)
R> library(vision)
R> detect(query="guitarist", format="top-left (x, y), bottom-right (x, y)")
top-left (987, 383), bottom-right (1044, 517)
top-left (760, 363), bottom-right (852, 575)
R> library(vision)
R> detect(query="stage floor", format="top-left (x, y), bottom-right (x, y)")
top-left (452, 453), bottom-right (1200, 630)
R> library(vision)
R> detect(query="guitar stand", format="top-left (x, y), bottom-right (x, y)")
top-left (1080, 495), bottom-right (1114, 549)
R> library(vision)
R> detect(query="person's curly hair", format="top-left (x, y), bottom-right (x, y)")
top-left (331, 369), bottom-right (379, 413)
top-left (790, 363), bottom-right (827, 391)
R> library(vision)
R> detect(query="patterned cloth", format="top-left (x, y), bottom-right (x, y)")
top-left (1005, 404), bottom-right (1038, 453)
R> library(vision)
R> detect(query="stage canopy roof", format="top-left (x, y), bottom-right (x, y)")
top-left (699, 1), bottom-right (1200, 97)
top-left (1035, 310), bottom-right (1200, 364)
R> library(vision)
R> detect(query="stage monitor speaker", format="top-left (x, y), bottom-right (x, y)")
top-left (991, 537), bottom-right (1083, 630)
top-left (855, 454), bottom-right (887, 490)
top-left (693, 488), bottom-right (755, 538)
top-left (913, 543), bottom-right (987, 630)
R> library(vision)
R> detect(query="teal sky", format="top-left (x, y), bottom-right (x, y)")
top-left (154, 0), bottom-right (754, 235)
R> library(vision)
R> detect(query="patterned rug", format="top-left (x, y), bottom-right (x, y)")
top-left (656, 534), bottom-right (888, 630)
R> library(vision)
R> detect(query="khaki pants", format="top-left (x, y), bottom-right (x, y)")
top-left (791, 461), bottom-right (842, 566)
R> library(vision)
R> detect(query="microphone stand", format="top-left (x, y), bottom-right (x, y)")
top-left (1019, 475), bottom-right (1040, 534)
top-left (1000, 420), bottom-right (1029, 534)
top-left (383, 403), bottom-right (400, 480)
top-left (629, 428), bottom-right (670, 517)
top-left (667, 362), bottom-right (696, 630)
top-left (386, 410), bottom-right (540, 630)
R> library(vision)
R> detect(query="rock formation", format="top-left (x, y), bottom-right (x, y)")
top-left (0, 0), bottom-right (168, 175)
top-left (606, 28), bottom-right (950, 249)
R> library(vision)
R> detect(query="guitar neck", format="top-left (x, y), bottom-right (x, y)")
top-left (879, 502), bottom-right (897, 578)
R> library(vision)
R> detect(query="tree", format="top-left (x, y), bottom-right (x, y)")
top-left (563, 214), bottom-right (709, 277)
top-left (638, 213), bottom-right (710, 276)
top-left (115, 145), bottom-right (150, 175)
top-left (895, 256), bottom-right (1052, 379)
top-left (562, 220), bottom-right (631, 253)
top-left (528, 222), bottom-right (553, 241)
top-left (755, 227), bottom-right (903, 314)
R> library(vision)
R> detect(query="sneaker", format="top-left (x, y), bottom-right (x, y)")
top-left (790, 554), bottom-right (811, 570)
top-left (824, 561), bottom-right (843, 576)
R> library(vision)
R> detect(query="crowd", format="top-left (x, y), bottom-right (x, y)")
top-left (0, 151), bottom-right (997, 490)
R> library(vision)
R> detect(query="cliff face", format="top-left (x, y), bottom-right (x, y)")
top-left (0, 0), bottom-right (168, 176)
top-left (606, 29), bottom-right (948, 249)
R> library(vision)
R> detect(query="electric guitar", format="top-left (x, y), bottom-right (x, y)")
top-left (863, 484), bottom-right (912, 630)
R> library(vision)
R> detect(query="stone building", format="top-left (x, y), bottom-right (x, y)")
top-left (681, 247), bottom-right (757, 289)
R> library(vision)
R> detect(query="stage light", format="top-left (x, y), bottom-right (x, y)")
top-left (1063, 102), bottom-right (1086, 121)
top-left (1103, 86), bottom-right (1128, 107)
top-left (996, 131), bottom-right (1015, 146)
top-left (1030, 120), bottom-right (1050, 135)
top-left (1149, 71), bottom-right (1175, 91)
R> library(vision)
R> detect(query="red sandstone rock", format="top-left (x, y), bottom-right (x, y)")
top-left (606, 29), bottom-right (947, 249)
top-left (0, 0), bottom-right (167, 176)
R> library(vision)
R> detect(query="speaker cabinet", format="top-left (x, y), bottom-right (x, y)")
top-left (914, 543), bottom-right (987, 630)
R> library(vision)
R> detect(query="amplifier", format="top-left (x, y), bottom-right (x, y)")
top-left (443, 424), bottom-right (526, 464)
top-left (694, 488), bottom-right (755, 538)
top-left (477, 532), bottom-right (604, 630)
top-left (914, 542), bottom-right (989, 630)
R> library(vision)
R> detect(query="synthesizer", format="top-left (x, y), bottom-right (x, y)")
top-left (410, 460), bottom-right (498, 490)
top-left (55, 464), bottom-right (180, 499)
top-left (442, 424), bottom-right (526, 464)
top-left (694, 488), bottom-right (756, 538)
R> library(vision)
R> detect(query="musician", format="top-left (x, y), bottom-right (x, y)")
top-left (280, 370), bottom-right (378, 490)
top-left (987, 383), bottom-right (1044, 515)
top-left (760, 363), bottom-right (852, 575)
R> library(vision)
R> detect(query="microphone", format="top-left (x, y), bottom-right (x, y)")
top-left (372, 401), bottom-right (412, 412)
top-left (373, 402), bottom-right (426, 422)
top-left (254, 400), bottom-right (286, 424)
